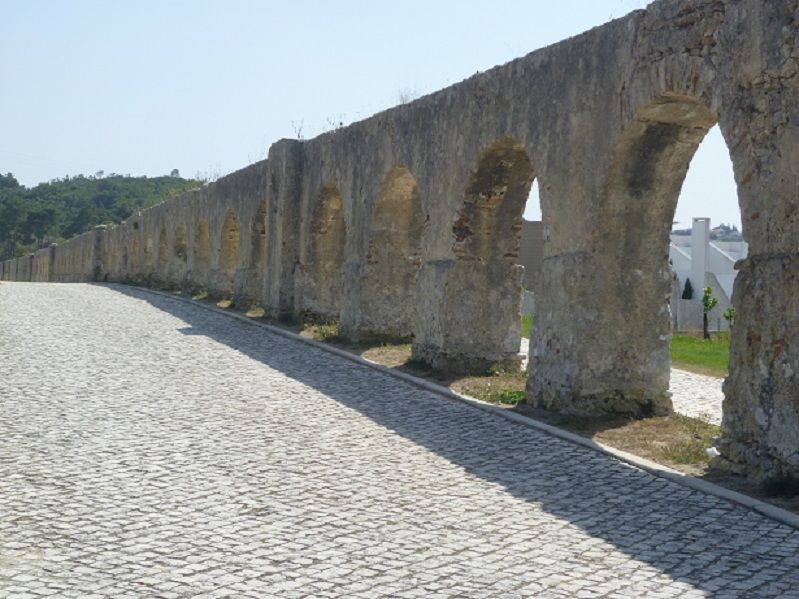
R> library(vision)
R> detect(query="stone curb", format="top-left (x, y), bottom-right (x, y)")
top-left (116, 284), bottom-right (799, 531)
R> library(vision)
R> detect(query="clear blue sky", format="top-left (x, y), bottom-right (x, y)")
top-left (1, 0), bottom-right (739, 228)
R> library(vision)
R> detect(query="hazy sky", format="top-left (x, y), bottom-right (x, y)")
top-left (1, 0), bottom-right (740, 228)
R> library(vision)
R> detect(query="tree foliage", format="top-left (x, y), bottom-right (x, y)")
top-left (681, 278), bottom-right (694, 300)
top-left (702, 286), bottom-right (718, 340)
top-left (0, 172), bottom-right (201, 260)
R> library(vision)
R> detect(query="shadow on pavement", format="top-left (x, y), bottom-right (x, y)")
top-left (104, 283), bottom-right (799, 596)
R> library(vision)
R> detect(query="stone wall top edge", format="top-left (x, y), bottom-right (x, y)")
top-left (300, 8), bottom-right (646, 152)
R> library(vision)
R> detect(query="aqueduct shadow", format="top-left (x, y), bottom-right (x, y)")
top-left (104, 284), bottom-right (799, 596)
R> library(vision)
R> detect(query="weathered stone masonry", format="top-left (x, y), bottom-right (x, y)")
top-left (3, 0), bottom-right (798, 481)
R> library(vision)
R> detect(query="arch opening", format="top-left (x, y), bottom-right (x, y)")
top-left (131, 234), bottom-right (141, 275)
top-left (359, 166), bottom-right (423, 340)
top-left (453, 137), bottom-right (534, 266)
top-left (419, 136), bottom-right (534, 374)
top-left (218, 209), bottom-right (241, 296)
top-left (670, 124), bottom-right (742, 338)
top-left (249, 200), bottom-right (267, 273)
top-left (304, 184), bottom-right (346, 319)
top-left (157, 227), bottom-right (169, 277)
top-left (589, 95), bottom-right (742, 417)
top-left (174, 224), bottom-right (188, 264)
top-left (519, 179), bottom-right (544, 343)
top-left (193, 219), bottom-right (211, 287)
top-left (144, 233), bottom-right (154, 273)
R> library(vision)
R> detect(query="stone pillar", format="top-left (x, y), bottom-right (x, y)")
top-left (714, 107), bottom-right (799, 480)
top-left (264, 139), bottom-right (303, 319)
top-left (412, 258), bottom-right (524, 374)
top-left (527, 250), bottom-right (673, 418)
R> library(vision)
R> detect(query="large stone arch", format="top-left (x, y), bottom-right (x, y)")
top-left (157, 227), bottom-right (169, 281)
top-left (352, 166), bottom-right (423, 340)
top-left (243, 200), bottom-right (267, 303)
top-left (217, 208), bottom-right (241, 297)
top-left (298, 184), bottom-right (346, 320)
top-left (530, 95), bottom-right (719, 418)
top-left (174, 224), bottom-right (188, 265)
top-left (121, 245), bottom-right (129, 275)
top-left (413, 136), bottom-right (534, 373)
top-left (143, 232), bottom-right (154, 276)
top-left (131, 233), bottom-right (141, 278)
top-left (192, 219), bottom-right (211, 290)
top-left (172, 223), bottom-right (188, 285)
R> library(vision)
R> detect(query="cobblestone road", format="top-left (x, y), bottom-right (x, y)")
top-left (1, 282), bottom-right (797, 598)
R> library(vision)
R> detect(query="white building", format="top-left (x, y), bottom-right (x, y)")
top-left (669, 218), bottom-right (747, 332)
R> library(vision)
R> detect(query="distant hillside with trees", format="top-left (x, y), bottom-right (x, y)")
top-left (0, 171), bottom-right (201, 260)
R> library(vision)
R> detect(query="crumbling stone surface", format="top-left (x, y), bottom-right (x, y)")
top-left (2, 0), bottom-right (798, 479)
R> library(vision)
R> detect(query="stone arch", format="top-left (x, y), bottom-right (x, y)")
top-left (358, 166), bottom-right (423, 339)
top-left (131, 234), bottom-right (141, 275)
top-left (157, 227), bottom-right (169, 278)
top-left (303, 184), bottom-right (346, 319)
top-left (241, 200), bottom-right (268, 304)
top-left (192, 219), bottom-right (211, 287)
top-left (453, 137), bottom-right (534, 264)
top-left (531, 95), bottom-right (724, 419)
top-left (249, 200), bottom-right (267, 271)
top-left (144, 232), bottom-right (154, 274)
top-left (218, 208), bottom-right (241, 295)
top-left (110, 239), bottom-right (121, 276)
top-left (414, 136), bottom-right (534, 373)
top-left (174, 224), bottom-right (188, 264)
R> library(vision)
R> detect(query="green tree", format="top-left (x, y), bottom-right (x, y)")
top-left (702, 286), bottom-right (718, 340)
top-left (0, 172), bottom-right (201, 260)
top-left (0, 172), bottom-right (20, 190)
top-left (681, 278), bottom-right (694, 300)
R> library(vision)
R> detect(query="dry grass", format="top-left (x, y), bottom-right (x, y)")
top-left (361, 343), bottom-right (413, 368)
top-left (245, 306), bottom-right (265, 318)
top-left (512, 406), bottom-right (720, 473)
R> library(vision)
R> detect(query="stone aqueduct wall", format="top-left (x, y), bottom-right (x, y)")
top-left (3, 0), bottom-right (798, 481)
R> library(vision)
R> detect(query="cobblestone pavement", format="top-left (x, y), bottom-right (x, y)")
top-left (669, 370), bottom-right (724, 425)
top-left (521, 340), bottom-right (724, 425)
top-left (2, 282), bottom-right (797, 599)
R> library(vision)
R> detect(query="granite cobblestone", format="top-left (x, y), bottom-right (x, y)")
top-left (1, 282), bottom-right (797, 598)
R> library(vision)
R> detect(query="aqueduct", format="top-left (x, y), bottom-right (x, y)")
top-left (3, 0), bottom-right (798, 482)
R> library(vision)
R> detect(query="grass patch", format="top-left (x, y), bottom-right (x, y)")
top-left (670, 333), bottom-right (729, 377)
top-left (191, 289), bottom-right (208, 301)
top-left (521, 314), bottom-right (534, 339)
top-left (595, 413), bottom-right (721, 468)
top-left (307, 321), bottom-right (342, 342)
top-left (361, 343), bottom-right (413, 368)
top-left (517, 407), bottom-right (721, 471)
top-left (245, 305), bottom-right (265, 318)
top-left (216, 299), bottom-right (233, 309)
top-left (452, 370), bottom-right (527, 406)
